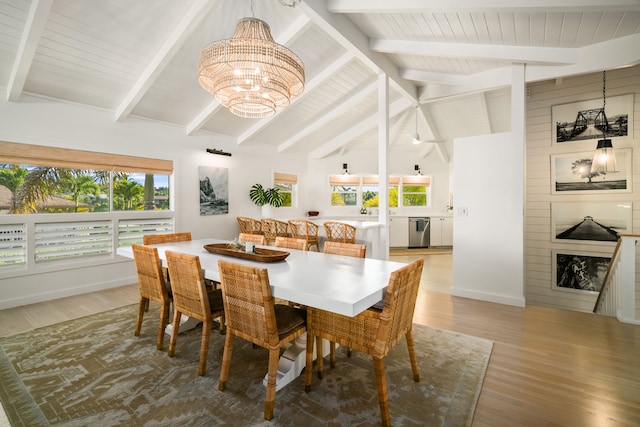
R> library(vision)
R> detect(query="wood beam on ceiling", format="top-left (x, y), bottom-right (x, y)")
top-left (277, 78), bottom-right (376, 153)
top-left (299, 0), bottom-right (417, 102)
top-left (309, 97), bottom-right (412, 159)
top-left (114, 0), bottom-right (215, 122)
top-left (370, 39), bottom-right (576, 66)
top-left (6, 0), bottom-right (53, 102)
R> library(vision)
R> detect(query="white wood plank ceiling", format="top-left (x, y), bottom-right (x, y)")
top-left (1, 0), bottom-right (638, 159)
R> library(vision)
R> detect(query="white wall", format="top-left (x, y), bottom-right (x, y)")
top-left (452, 132), bottom-right (526, 307)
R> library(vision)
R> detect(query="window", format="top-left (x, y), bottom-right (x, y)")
top-left (329, 175), bottom-right (359, 206)
top-left (0, 141), bottom-right (175, 272)
top-left (362, 176), bottom-right (399, 208)
top-left (274, 172), bottom-right (297, 207)
top-left (0, 141), bottom-right (172, 214)
top-left (402, 176), bottom-right (431, 207)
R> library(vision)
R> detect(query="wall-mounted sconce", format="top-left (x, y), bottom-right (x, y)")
top-left (343, 163), bottom-right (350, 175)
top-left (206, 148), bottom-right (232, 157)
top-left (414, 164), bottom-right (422, 175)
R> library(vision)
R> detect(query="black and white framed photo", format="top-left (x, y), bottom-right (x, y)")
top-left (551, 148), bottom-right (632, 194)
top-left (552, 201), bottom-right (632, 244)
top-left (199, 166), bottom-right (229, 215)
top-left (552, 250), bottom-right (611, 293)
top-left (552, 94), bottom-right (633, 144)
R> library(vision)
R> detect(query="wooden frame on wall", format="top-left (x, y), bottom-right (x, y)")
top-left (550, 148), bottom-right (632, 194)
top-left (552, 250), bottom-right (612, 294)
top-left (552, 93), bottom-right (634, 144)
top-left (551, 201), bottom-right (632, 244)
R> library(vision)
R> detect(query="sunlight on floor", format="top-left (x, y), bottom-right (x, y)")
top-left (389, 249), bottom-right (452, 294)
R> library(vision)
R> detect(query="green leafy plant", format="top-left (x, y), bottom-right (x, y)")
top-left (249, 183), bottom-right (284, 207)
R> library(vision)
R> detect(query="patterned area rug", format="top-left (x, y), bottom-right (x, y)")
top-left (0, 304), bottom-right (492, 426)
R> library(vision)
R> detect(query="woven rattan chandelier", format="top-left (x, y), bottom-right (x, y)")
top-left (197, 16), bottom-right (305, 119)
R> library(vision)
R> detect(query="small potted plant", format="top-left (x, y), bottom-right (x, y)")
top-left (249, 183), bottom-right (284, 217)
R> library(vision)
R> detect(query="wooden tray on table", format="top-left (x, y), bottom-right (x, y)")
top-left (203, 243), bottom-right (290, 263)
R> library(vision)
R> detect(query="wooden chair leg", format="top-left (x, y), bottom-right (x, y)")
top-left (218, 313), bottom-right (226, 335)
top-left (264, 348), bottom-right (279, 420)
top-left (305, 333), bottom-right (314, 393)
top-left (167, 310), bottom-right (181, 357)
top-left (330, 341), bottom-right (336, 368)
top-left (144, 298), bottom-right (150, 312)
top-left (157, 302), bottom-right (169, 350)
top-left (373, 357), bottom-right (391, 427)
top-left (405, 329), bottom-right (420, 382)
top-left (135, 297), bottom-right (146, 337)
top-left (198, 320), bottom-right (212, 376)
top-left (316, 336), bottom-right (324, 379)
top-left (218, 332), bottom-right (235, 391)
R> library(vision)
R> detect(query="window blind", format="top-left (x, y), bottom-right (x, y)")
top-left (0, 141), bottom-right (173, 175)
top-left (329, 175), bottom-right (360, 186)
top-left (274, 172), bottom-right (297, 185)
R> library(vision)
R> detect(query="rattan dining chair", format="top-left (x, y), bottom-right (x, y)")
top-left (323, 221), bottom-right (357, 244)
top-left (217, 260), bottom-right (307, 421)
top-left (238, 233), bottom-right (266, 245)
top-left (274, 236), bottom-right (308, 251)
top-left (288, 219), bottom-right (319, 251)
top-left (304, 259), bottom-right (424, 427)
top-left (132, 244), bottom-right (172, 350)
top-left (323, 241), bottom-right (367, 358)
top-left (323, 241), bottom-right (366, 258)
top-left (165, 251), bottom-right (225, 376)
top-left (143, 232), bottom-right (192, 245)
top-left (261, 218), bottom-right (289, 245)
top-left (237, 216), bottom-right (263, 235)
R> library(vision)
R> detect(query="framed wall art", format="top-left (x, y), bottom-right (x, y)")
top-left (551, 201), bottom-right (632, 244)
top-left (551, 148), bottom-right (632, 194)
top-left (552, 250), bottom-right (611, 293)
top-left (552, 93), bottom-right (633, 144)
top-left (199, 166), bottom-right (229, 215)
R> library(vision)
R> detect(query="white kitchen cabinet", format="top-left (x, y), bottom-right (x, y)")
top-left (430, 217), bottom-right (453, 247)
top-left (389, 216), bottom-right (409, 247)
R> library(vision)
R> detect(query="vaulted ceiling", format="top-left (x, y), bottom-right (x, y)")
top-left (1, 0), bottom-right (639, 160)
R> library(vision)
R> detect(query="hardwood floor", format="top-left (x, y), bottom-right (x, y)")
top-left (1, 251), bottom-right (639, 426)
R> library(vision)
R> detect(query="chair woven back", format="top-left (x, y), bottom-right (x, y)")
top-left (132, 244), bottom-right (169, 303)
top-left (375, 258), bottom-right (424, 353)
top-left (132, 244), bottom-right (171, 349)
top-left (165, 250), bottom-right (225, 376)
top-left (239, 233), bottom-right (266, 245)
top-left (323, 241), bottom-right (366, 258)
top-left (323, 222), bottom-right (357, 244)
top-left (288, 219), bottom-right (319, 250)
top-left (217, 260), bottom-right (307, 420)
top-left (237, 216), bottom-right (263, 235)
top-left (165, 251), bottom-right (213, 322)
top-left (143, 232), bottom-right (192, 245)
top-left (217, 260), bottom-right (280, 347)
top-left (305, 258), bottom-right (424, 426)
top-left (261, 218), bottom-right (289, 245)
top-left (274, 236), bottom-right (308, 251)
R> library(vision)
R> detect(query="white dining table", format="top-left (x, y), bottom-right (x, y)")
top-left (117, 238), bottom-right (407, 389)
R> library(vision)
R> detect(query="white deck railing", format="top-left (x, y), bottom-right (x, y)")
top-left (593, 234), bottom-right (640, 325)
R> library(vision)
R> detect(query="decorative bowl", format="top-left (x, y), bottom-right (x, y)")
top-left (307, 211), bottom-right (319, 216)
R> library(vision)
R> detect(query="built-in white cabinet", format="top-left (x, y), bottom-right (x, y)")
top-left (389, 216), bottom-right (409, 247)
top-left (430, 217), bottom-right (453, 246)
